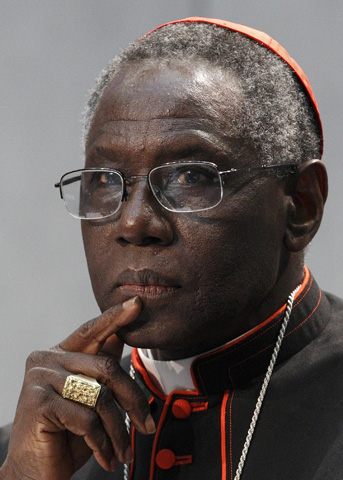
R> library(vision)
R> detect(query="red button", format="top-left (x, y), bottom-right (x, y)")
top-left (172, 399), bottom-right (192, 419)
top-left (156, 449), bottom-right (176, 469)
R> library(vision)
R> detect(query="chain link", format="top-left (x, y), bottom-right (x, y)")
top-left (233, 285), bottom-right (300, 479)
top-left (123, 363), bottom-right (136, 480)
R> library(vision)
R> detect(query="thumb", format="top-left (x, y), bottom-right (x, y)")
top-left (58, 296), bottom-right (141, 355)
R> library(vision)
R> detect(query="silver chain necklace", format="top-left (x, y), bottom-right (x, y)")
top-left (123, 285), bottom-right (299, 480)
top-left (123, 363), bottom-right (136, 480)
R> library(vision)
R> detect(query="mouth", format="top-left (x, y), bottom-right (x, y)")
top-left (115, 268), bottom-right (181, 300)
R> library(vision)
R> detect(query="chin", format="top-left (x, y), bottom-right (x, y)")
top-left (118, 322), bottom-right (213, 361)
top-left (119, 324), bottom-right (174, 350)
top-left (117, 319), bottom-right (186, 351)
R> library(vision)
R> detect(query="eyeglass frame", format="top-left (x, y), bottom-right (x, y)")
top-left (54, 160), bottom-right (298, 218)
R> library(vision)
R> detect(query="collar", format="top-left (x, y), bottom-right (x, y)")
top-left (137, 327), bottom-right (256, 394)
top-left (137, 349), bottom-right (196, 394)
top-left (132, 267), bottom-right (330, 398)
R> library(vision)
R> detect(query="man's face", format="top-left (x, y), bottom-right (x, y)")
top-left (82, 59), bottom-right (290, 359)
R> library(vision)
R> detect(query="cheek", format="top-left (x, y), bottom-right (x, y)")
top-left (81, 222), bottom-right (109, 300)
top-left (81, 182), bottom-right (287, 323)
top-left (184, 196), bottom-right (286, 312)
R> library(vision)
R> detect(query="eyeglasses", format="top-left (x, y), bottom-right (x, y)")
top-left (54, 161), bottom-right (297, 219)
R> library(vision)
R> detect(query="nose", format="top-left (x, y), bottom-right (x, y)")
top-left (114, 178), bottom-right (174, 246)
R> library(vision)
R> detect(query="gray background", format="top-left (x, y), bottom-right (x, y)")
top-left (0, 0), bottom-right (342, 426)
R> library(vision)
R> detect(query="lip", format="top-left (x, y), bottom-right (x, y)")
top-left (115, 268), bottom-right (181, 299)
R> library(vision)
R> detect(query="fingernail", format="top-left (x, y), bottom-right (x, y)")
top-left (110, 456), bottom-right (117, 471)
top-left (124, 445), bottom-right (133, 464)
top-left (145, 414), bottom-right (156, 434)
top-left (123, 297), bottom-right (140, 309)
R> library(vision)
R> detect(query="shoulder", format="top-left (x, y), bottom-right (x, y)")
top-left (322, 291), bottom-right (343, 342)
top-left (325, 290), bottom-right (343, 313)
top-left (296, 290), bottom-right (343, 383)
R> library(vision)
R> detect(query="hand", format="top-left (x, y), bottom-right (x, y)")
top-left (0, 297), bottom-right (155, 480)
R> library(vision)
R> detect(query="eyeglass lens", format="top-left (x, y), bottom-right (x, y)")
top-left (149, 163), bottom-right (222, 212)
top-left (60, 163), bottom-right (223, 219)
top-left (61, 170), bottom-right (124, 219)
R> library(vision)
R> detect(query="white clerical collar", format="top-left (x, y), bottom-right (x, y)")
top-left (137, 328), bottom-right (254, 395)
top-left (137, 348), bottom-right (195, 395)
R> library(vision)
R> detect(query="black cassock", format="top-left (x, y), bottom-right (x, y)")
top-left (2, 268), bottom-right (343, 480)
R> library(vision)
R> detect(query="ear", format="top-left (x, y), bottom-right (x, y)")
top-left (284, 159), bottom-right (328, 252)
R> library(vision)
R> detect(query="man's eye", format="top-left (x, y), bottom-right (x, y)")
top-left (91, 172), bottom-right (120, 186)
top-left (171, 168), bottom-right (209, 185)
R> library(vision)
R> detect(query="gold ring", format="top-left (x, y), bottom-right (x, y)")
top-left (62, 374), bottom-right (101, 408)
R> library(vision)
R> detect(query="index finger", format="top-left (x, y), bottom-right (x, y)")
top-left (58, 296), bottom-right (142, 355)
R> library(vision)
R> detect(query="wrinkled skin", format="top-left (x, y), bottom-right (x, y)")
top-left (0, 59), bottom-right (327, 479)
top-left (82, 59), bottom-right (303, 360)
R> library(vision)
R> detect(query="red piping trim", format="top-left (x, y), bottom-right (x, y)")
top-left (174, 454), bottom-right (192, 465)
top-left (195, 267), bottom-right (310, 391)
top-left (227, 285), bottom-right (322, 370)
top-left (133, 347), bottom-right (204, 397)
top-left (132, 351), bottom-right (207, 399)
top-left (195, 266), bottom-right (309, 365)
top-left (221, 391), bottom-right (230, 480)
top-left (293, 273), bottom-right (313, 308)
top-left (285, 288), bottom-right (322, 337)
top-left (148, 395), bottom-right (174, 480)
top-left (129, 398), bottom-right (154, 478)
top-left (228, 372), bottom-right (235, 480)
top-left (140, 17), bottom-right (323, 156)
top-left (132, 266), bottom-right (310, 397)
top-left (192, 401), bottom-right (208, 412)
top-left (132, 348), bottom-right (166, 400)
top-left (215, 269), bottom-right (312, 359)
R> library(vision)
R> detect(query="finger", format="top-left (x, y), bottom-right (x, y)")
top-left (95, 386), bottom-right (133, 464)
top-left (26, 349), bottom-right (154, 436)
top-left (59, 374), bottom-right (134, 464)
top-left (54, 352), bottom-right (155, 435)
top-left (52, 393), bottom-right (115, 471)
top-left (26, 366), bottom-right (131, 469)
top-left (58, 296), bottom-right (142, 355)
top-left (95, 360), bottom-right (156, 436)
top-left (53, 371), bottom-right (133, 464)
top-left (21, 370), bottom-right (116, 472)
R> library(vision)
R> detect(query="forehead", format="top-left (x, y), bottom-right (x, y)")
top-left (86, 59), bottom-right (250, 167)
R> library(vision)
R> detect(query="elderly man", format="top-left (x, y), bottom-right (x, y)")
top-left (0, 16), bottom-right (341, 480)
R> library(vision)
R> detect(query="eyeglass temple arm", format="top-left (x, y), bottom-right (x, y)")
top-left (219, 164), bottom-right (298, 175)
top-left (54, 175), bottom-right (82, 199)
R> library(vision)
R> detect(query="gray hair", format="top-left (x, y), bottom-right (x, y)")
top-left (83, 22), bottom-right (322, 164)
